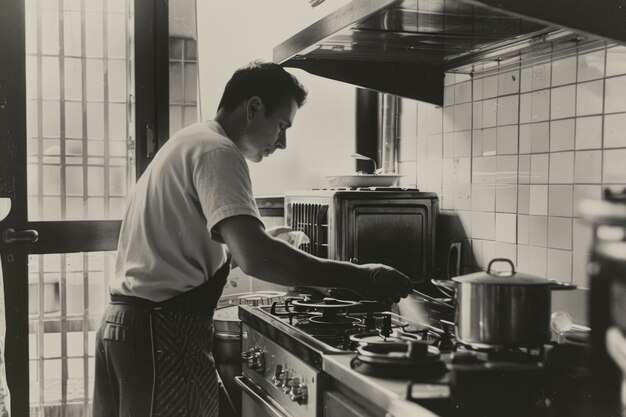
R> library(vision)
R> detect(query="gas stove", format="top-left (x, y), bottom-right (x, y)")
top-left (238, 296), bottom-right (591, 417)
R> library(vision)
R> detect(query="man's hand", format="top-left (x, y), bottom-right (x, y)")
top-left (266, 226), bottom-right (293, 238)
top-left (266, 226), bottom-right (310, 247)
top-left (358, 264), bottom-right (412, 304)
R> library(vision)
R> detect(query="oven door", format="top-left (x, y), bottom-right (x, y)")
top-left (235, 376), bottom-right (291, 417)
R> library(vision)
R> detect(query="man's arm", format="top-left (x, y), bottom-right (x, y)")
top-left (217, 215), bottom-right (412, 303)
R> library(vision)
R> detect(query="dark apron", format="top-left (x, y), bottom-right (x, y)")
top-left (93, 258), bottom-right (231, 417)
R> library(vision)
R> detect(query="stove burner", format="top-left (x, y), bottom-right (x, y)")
top-left (359, 340), bottom-right (440, 362)
top-left (308, 315), bottom-right (361, 326)
top-left (348, 332), bottom-right (406, 347)
top-left (351, 340), bottom-right (446, 378)
top-left (291, 297), bottom-right (361, 309)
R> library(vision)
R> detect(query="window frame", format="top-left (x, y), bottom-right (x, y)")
top-left (0, 0), bottom-right (169, 414)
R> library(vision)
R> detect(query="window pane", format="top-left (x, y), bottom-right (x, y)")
top-left (86, 59), bottom-right (104, 101)
top-left (169, 38), bottom-right (183, 60)
top-left (26, 0), bottom-right (134, 222)
top-left (66, 333), bottom-right (84, 358)
top-left (63, 0), bottom-right (81, 11)
top-left (40, 0), bottom-right (60, 12)
top-left (107, 14), bottom-right (126, 58)
top-left (65, 140), bottom-right (83, 158)
top-left (27, 251), bottom-right (114, 414)
top-left (87, 102), bottom-right (104, 139)
top-left (110, 167), bottom-right (126, 196)
top-left (85, 0), bottom-right (103, 13)
top-left (110, 140), bottom-right (126, 157)
top-left (42, 139), bottom-right (60, 156)
top-left (42, 100), bottom-right (61, 137)
top-left (64, 58), bottom-right (82, 100)
top-left (169, 105), bottom-right (182, 135)
top-left (184, 39), bottom-right (196, 60)
top-left (25, 9), bottom-right (38, 54)
top-left (169, 62), bottom-right (183, 103)
top-left (42, 197), bottom-right (62, 219)
top-left (183, 106), bottom-right (197, 128)
top-left (66, 166), bottom-right (84, 196)
top-left (109, 103), bottom-right (126, 139)
top-left (64, 11), bottom-right (82, 56)
top-left (87, 140), bottom-right (104, 156)
top-left (184, 63), bottom-right (197, 103)
top-left (87, 197), bottom-right (105, 218)
top-left (85, 12), bottom-right (104, 57)
top-left (27, 99), bottom-right (38, 134)
top-left (42, 57), bottom-right (61, 100)
top-left (27, 165), bottom-right (38, 198)
top-left (42, 165), bottom-right (61, 196)
top-left (169, 34), bottom-right (198, 135)
top-left (41, 9), bottom-right (60, 56)
top-left (109, 197), bottom-right (126, 218)
top-left (88, 167), bottom-right (104, 196)
top-left (65, 101), bottom-right (83, 138)
top-left (108, 0), bottom-right (126, 13)
top-left (26, 56), bottom-right (38, 99)
top-left (108, 59), bottom-right (126, 101)
top-left (66, 197), bottom-right (84, 219)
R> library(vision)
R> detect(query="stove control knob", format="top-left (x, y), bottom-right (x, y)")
top-left (282, 376), bottom-right (299, 394)
top-left (290, 382), bottom-right (308, 404)
top-left (241, 347), bottom-right (265, 371)
top-left (241, 348), bottom-right (254, 361)
top-left (241, 347), bottom-right (260, 361)
top-left (249, 350), bottom-right (265, 372)
top-left (272, 365), bottom-right (285, 386)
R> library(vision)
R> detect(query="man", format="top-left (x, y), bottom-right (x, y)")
top-left (93, 61), bottom-right (411, 417)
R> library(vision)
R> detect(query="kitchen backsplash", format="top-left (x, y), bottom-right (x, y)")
top-left (398, 43), bottom-right (626, 289)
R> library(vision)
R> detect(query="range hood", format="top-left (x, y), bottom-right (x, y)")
top-left (273, 0), bottom-right (622, 104)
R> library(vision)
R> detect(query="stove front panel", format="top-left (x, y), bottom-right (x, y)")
top-left (241, 323), bottom-right (322, 417)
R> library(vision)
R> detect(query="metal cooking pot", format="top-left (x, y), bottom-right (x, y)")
top-left (452, 258), bottom-right (572, 348)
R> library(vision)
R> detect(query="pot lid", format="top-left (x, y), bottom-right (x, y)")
top-left (452, 258), bottom-right (551, 285)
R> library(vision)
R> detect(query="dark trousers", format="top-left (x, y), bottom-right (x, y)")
top-left (93, 305), bottom-right (218, 417)
top-left (93, 260), bottom-right (230, 417)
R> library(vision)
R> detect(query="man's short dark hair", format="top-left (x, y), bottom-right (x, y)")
top-left (218, 61), bottom-right (308, 114)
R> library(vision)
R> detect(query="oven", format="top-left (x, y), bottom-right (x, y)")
top-left (284, 188), bottom-right (438, 285)
top-left (238, 323), bottom-right (324, 417)
top-left (235, 375), bottom-right (289, 417)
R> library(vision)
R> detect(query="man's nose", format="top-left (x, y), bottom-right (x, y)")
top-left (276, 131), bottom-right (287, 150)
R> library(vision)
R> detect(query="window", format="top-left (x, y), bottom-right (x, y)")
top-left (169, 37), bottom-right (198, 135)
top-left (25, 0), bottom-right (134, 222)
top-left (24, 0), bottom-right (133, 414)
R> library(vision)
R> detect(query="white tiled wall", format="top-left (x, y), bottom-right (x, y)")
top-left (398, 44), bottom-right (626, 289)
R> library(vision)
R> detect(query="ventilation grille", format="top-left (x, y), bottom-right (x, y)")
top-left (290, 203), bottom-right (329, 258)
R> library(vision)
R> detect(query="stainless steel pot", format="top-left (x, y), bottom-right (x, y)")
top-left (452, 258), bottom-right (559, 348)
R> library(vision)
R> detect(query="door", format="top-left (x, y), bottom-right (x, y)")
top-left (0, 0), bottom-right (173, 415)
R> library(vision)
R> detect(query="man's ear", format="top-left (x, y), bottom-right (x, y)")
top-left (246, 96), bottom-right (263, 121)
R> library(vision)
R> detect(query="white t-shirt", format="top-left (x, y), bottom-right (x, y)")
top-left (110, 120), bottom-right (261, 302)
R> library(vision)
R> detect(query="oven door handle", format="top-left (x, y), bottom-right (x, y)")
top-left (234, 376), bottom-right (290, 417)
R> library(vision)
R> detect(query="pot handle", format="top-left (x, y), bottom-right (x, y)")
top-left (487, 258), bottom-right (515, 275)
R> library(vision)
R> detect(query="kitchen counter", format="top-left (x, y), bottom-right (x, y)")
top-left (323, 353), bottom-right (448, 417)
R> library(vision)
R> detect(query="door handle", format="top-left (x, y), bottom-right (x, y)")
top-left (2, 228), bottom-right (39, 243)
